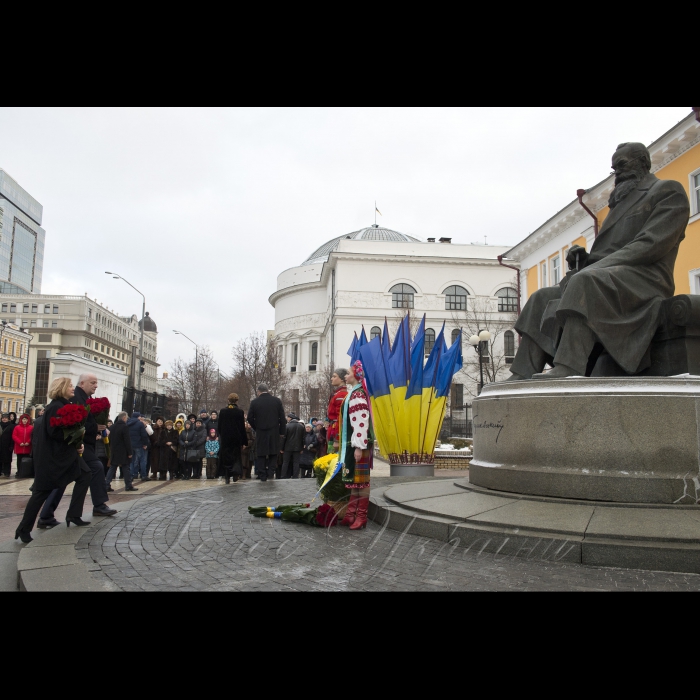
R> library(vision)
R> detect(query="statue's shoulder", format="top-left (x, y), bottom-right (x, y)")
top-left (653, 176), bottom-right (687, 196)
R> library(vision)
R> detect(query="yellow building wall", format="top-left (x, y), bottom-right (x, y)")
top-left (596, 141), bottom-right (700, 294)
top-left (527, 266), bottom-right (538, 296)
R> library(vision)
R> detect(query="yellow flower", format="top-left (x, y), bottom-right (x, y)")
top-left (314, 454), bottom-right (338, 471)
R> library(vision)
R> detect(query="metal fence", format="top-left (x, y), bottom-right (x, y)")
top-left (439, 415), bottom-right (473, 440)
top-left (122, 387), bottom-right (171, 418)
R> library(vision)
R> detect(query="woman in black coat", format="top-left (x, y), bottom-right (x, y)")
top-left (179, 421), bottom-right (197, 480)
top-left (159, 420), bottom-right (180, 479)
top-left (15, 377), bottom-right (92, 542)
top-left (192, 419), bottom-right (207, 479)
top-left (299, 424), bottom-right (318, 478)
top-left (217, 394), bottom-right (248, 484)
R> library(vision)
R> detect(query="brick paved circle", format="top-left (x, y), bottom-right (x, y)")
top-left (76, 481), bottom-right (700, 591)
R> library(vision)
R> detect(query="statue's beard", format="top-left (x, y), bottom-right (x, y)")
top-left (608, 169), bottom-right (646, 209)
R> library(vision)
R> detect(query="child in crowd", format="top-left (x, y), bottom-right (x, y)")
top-left (205, 429), bottom-right (220, 479)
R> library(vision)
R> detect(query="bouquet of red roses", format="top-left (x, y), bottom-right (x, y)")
top-left (50, 404), bottom-right (89, 447)
top-left (86, 396), bottom-right (110, 425)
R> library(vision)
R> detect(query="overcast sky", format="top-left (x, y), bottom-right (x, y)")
top-left (0, 107), bottom-right (690, 374)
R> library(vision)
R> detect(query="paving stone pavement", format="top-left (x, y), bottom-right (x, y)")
top-left (75, 479), bottom-right (700, 591)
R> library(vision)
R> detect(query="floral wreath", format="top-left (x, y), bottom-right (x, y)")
top-left (351, 359), bottom-right (365, 381)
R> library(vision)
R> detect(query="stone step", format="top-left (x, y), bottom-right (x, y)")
top-left (369, 480), bottom-right (700, 574)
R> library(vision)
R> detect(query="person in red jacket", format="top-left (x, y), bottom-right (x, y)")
top-left (326, 368), bottom-right (348, 454)
top-left (12, 413), bottom-right (33, 477)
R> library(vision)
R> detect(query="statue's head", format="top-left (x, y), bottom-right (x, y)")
top-left (609, 142), bottom-right (651, 208)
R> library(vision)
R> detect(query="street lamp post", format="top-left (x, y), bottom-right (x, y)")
top-left (174, 330), bottom-right (198, 415)
top-left (469, 329), bottom-right (492, 395)
top-left (106, 272), bottom-right (146, 394)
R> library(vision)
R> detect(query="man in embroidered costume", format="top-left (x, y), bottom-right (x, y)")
top-left (326, 368), bottom-right (348, 454)
top-left (339, 361), bottom-right (373, 530)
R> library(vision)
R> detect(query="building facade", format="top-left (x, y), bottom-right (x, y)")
top-left (0, 170), bottom-right (45, 294)
top-left (505, 111), bottom-right (700, 305)
top-left (0, 322), bottom-right (32, 414)
top-left (269, 225), bottom-right (519, 420)
top-left (0, 293), bottom-right (160, 409)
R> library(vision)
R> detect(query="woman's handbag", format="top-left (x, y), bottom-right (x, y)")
top-left (186, 449), bottom-right (199, 463)
top-left (18, 456), bottom-right (34, 478)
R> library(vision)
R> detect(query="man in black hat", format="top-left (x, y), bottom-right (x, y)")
top-left (246, 384), bottom-right (286, 482)
top-left (280, 413), bottom-right (305, 479)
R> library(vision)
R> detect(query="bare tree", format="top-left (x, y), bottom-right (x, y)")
top-left (231, 332), bottom-right (289, 406)
top-left (166, 346), bottom-right (222, 415)
top-left (451, 292), bottom-right (518, 399)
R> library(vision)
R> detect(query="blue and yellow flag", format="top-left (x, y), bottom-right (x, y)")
top-left (421, 328), bottom-right (463, 453)
top-left (347, 333), bottom-right (358, 363)
top-left (419, 323), bottom-right (445, 454)
top-left (358, 336), bottom-right (399, 455)
top-left (436, 329), bottom-right (463, 398)
top-left (405, 315), bottom-right (426, 453)
top-left (387, 314), bottom-right (410, 439)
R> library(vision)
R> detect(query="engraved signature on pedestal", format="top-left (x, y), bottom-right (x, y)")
top-left (473, 416), bottom-right (505, 443)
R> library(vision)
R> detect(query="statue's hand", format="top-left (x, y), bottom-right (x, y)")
top-left (566, 245), bottom-right (588, 271)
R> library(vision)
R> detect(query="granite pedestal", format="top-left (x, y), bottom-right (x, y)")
top-left (468, 376), bottom-right (700, 504)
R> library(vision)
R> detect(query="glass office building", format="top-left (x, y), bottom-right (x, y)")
top-left (0, 170), bottom-right (44, 294)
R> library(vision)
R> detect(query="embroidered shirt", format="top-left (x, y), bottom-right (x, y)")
top-left (347, 386), bottom-right (370, 450)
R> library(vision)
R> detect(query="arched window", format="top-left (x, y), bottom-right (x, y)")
top-left (451, 329), bottom-right (460, 345)
top-left (504, 331), bottom-right (515, 359)
top-left (424, 328), bottom-right (436, 355)
top-left (370, 326), bottom-right (381, 341)
top-left (390, 283), bottom-right (416, 309)
top-left (497, 288), bottom-right (518, 312)
top-left (310, 342), bottom-right (318, 365)
top-left (444, 285), bottom-right (469, 310)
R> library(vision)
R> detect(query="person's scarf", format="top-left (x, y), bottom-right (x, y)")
top-left (337, 382), bottom-right (364, 464)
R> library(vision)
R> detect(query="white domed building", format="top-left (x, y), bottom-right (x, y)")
top-left (269, 224), bottom-right (519, 425)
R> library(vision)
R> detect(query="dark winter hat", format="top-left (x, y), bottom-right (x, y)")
top-left (132, 412), bottom-right (142, 419)
top-left (187, 413), bottom-right (197, 421)
top-left (199, 409), bottom-right (208, 415)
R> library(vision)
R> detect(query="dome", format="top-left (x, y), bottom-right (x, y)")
top-left (139, 311), bottom-right (157, 332)
top-left (302, 225), bottom-right (422, 265)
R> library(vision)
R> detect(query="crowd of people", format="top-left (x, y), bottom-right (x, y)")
top-left (12, 364), bottom-right (372, 542)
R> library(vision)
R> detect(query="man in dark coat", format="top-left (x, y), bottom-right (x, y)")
top-left (246, 383), bottom-right (286, 482)
top-left (509, 142), bottom-right (690, 380)
top-left (280, 413), bottom-right (306, 479)
top-left (0, 413), bottom-right (16, 477)
top-left (38, 373), bottom-right (117, 527)
top-left (105, 412), bottom-right (136, 491)
top-left (15, 385), bottom-right (93, 540)
top-left (217, 394), bottom-right (248, 483)
top-left (127, 411), bottom-right (150, 480)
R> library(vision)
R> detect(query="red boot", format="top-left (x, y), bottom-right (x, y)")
top-left (349, 495), bottom-right (370, 530)
top-left (340, 493), bottom-right (360, 526)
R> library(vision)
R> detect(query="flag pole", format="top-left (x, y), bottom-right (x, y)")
top-left (420, 324), bottom-right (445, 457)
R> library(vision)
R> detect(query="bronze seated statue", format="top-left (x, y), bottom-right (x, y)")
top-left (507, 141), bottom-right (692, 381)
